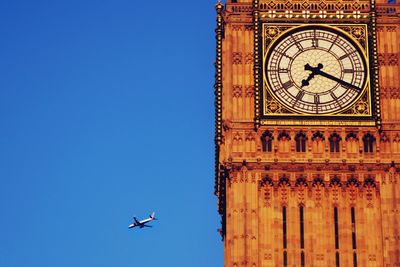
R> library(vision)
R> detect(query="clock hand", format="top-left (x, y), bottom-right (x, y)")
top-left (313, 67), bottom-right (362, 92)
top-left (301, 63), bottom-right (323, 88)
top-left (303, 63), bottom-right (361, 92)
top-left (301, 73), bottom-right (315, 88)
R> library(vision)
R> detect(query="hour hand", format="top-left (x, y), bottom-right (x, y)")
top-left (301, 73), bottom-right (314, 88)
top-left (301, 63), bottom-right (323, 88)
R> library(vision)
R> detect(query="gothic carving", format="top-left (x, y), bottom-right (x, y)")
top-left (216, 1), bottom-right (399, 265)
top-left (388, 53), bottom-right (399, 66)
top-left (312, 131), bottom-right (325, 141)
top-left (232, 85), bottom-right (243, 98)
top-left (378, 53), bottom-right (399, 66)
top-left (245, 86), bottom-right (254, 97)
top-left (346, 132), bottom-right (358, 141)
top-left (295, 176), bottom-right (308, 204)
top-left (244, 25), bottom-right (254, 31)
top-left (232, 25), bottom-right (243, 32)
top-left (258, 0), bottom-right (370, 12)
top-left (277, 131), bottom-right (291, 141)
top-left (232, 52), bottom-right (243, 65)
top-left (278, 175), bottom-right (290, 205)
top-left (312, 176), bottom-right (325, 206)
top-left (261, 130), bottom-right (273, 152)
top-left (347, 176), bottom-right (360, 203)
top-left (378, 53), bottom-right (385, 66)
top-left (260, 176), bottom-right (274, 207)
top-left (380, 87), bottom-right (400, 99)
top-left (380, 133), bottom-right (389, 143)
top-left (364, 176), bottom-right (377, 206)
top-left (245, 53), bottom-right (254, 64)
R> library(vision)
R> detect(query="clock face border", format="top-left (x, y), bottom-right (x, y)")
top-left (258, 23), bottom-right (376, 126)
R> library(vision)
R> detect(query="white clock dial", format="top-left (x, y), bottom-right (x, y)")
top-left (265, 26), bottom-right (367, 114)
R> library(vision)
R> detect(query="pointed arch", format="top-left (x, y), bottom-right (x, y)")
top-left (312, 176), bottom-right (325, 187)
top-left (278, 131), bottom-right (291, 153)
top-left (260, 175), bottom-right (274, 187)
top-left (346, 176), bottom-right (361, 187)
top-left (346, 132), bottom-right (358, 154)
top-left (295, 131), bottom-right (307, 152)
top-left (278, 131), bottom-right (291, 141)
top-left (329, 176), bottom-right (342, 187)
top-left (329, 132), bottom-right (342, 153)
top-left (363, 133), bottom-right (376, 153)
top-left (295, 176), bottom-right (308, 187)
top-left (278, 175), bottom-right (291, 187)
top-left (261, 130), bottom-right (273, 152)
top-left (364, 176), bottom-right (377, 188)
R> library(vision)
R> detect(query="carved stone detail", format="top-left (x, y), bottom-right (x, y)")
top-left (245, 53), bottom-right (254, 64)
top-left (232, 52), bottom-right (243, 65)
top-left (233, 85), bottom-right (243, 98)
top-left (245, 86), bottom-right (255, 97)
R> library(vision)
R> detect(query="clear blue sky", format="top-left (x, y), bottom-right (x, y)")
top-left (0, 1), bottom-right (222, 266)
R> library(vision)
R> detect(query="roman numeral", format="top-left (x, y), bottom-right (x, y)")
top-left (330, 92), bottom-right (338, 100)
top-left (314, 95), bottom-right (320, 104)
top-left (279, 68), bottom-right (289, 73)
top-left (328, 35), bottom-right (339, 52)
top-left (339, 50), bottom-right (356, 60)
top-left (291, 36), bottom-right (304, 51)
top-left (267, 68), bottom-right (289, 73)
top-left (282, 81), bottom-right (293, 90)
top-left (344, 69), bottom-right (354, 73)
top-left (276, 51), bottom-right (293, 60)
top-left (296, 91), bottom-right (305, 100)
top-left (312, 30), bottom-right (319, 48)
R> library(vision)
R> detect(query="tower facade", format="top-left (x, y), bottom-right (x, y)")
top-left (214, 0), bottom-right (400, 266)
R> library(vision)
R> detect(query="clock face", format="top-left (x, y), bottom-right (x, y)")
top-left (264, 25), bottom-right (368, 114)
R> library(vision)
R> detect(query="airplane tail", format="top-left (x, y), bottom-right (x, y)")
top-left (150, 212), bottom-right (156, 219)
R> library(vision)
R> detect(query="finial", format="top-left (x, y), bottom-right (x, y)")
top-left (215, 0), bottom-right (224, 13)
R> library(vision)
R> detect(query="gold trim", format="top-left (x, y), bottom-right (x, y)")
top-left (261, 23), bottom-right (372, 117)
top-left (260, 119), bottom-right (376, 126)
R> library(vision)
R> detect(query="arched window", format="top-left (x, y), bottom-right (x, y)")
top-left (260, 175), bottom-right (274, 187)
top-left (261, 131), bottom-right (273, 152)
top-left (312, 131), bottom-right (325, 153)
top-left (329, 132), bottom-right (341, 153)
top-left (329, 176), bottom-right (342, 187)
top-left (295, 176), bottom-right (308, 187)
top-left (278, 175), bottom-right (291, 187)
top-left (278, 131), bottom-right (291, 153)
top-left (380, 133), bottom-right (390, 153)
top-left (346, 176), bottom-right (360, 188)
top-left (295, 132), bottom-right (307, 152)
top-left (394, 134), bottom-right (400, 153)
top-left (363, 133), bottom-right (375, 153)
top-left (312, 176), bottom-right (325, 187)
top-left (363, 176), bottom-right (377, 188)
top-left (346, 132), bottom-right (359, 154)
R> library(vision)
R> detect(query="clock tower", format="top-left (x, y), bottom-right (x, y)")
top-left (214, 0), bottom-right (400, 266)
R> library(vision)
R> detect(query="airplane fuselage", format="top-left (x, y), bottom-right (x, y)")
top-left (128, 212), bottom-right (156, 229)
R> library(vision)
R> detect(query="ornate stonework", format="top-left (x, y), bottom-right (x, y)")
top-left (215, 0), bottom-right (400, 266)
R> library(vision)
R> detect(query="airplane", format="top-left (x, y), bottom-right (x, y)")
top-left (128, 212), bottom-right (156, 229)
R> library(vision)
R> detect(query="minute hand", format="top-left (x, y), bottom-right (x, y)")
top-left (314, 69), bottom-right (361, 92)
